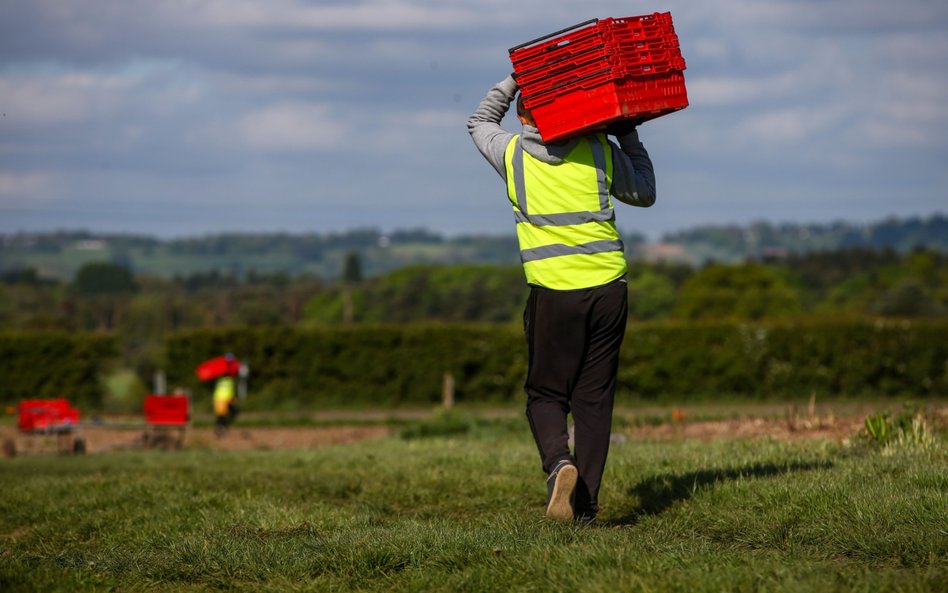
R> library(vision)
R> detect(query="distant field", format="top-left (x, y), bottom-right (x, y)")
top-left (7, 246), bottom-right (328, 280)
top-left (1, 240), bottom-right (521, 281)
top-left (1, 410), bottom-right (945, 592)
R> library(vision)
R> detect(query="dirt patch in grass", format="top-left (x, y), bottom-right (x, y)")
top-left (0, 415), bottom-right (861, 456)
top-left (620, 402), bottom-right (947, 443)
top-left (3, 403), bottom-right (944, 456)
top-left (623, 413), bottom-right (865, 442)
top-left (193, 425), bottom-right (391, 451)
top-left (0, 424), bottom-right (391, 456)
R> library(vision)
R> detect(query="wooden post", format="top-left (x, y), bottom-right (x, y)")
top-left (342, 287), bottom-right (354, 326)
top-left (442, 372), bottom-right (455, 409)
top-left (153, 370), bottom-right (166, 395)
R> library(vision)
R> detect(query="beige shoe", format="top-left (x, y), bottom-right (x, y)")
top-left (545, 461), bottom-right (578, 521)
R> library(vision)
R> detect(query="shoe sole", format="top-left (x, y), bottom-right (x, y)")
top-left (546, 464), bottom-right (577, 521)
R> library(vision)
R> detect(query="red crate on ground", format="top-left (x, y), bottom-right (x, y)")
top-left (17, 399), bottom-right (80, 433)
top-left (144, 395), bottom-right (190, 426)
top-left (195, 355), bottom-right (240, 381)
top-left (142, 394), bottom-right (190, 450)
top-left (510, 12), bottom-right (688, 143)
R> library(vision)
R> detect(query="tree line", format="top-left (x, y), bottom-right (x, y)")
top-left (3, 214), bottom-right (945, 281)
top-left (2, 244), bottom-right (945, 360)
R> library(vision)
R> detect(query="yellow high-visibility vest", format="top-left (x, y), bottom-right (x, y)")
top-left (213, 376), bottom-right (236, 416)
top-left (504, 133), bottom-right (627, 290)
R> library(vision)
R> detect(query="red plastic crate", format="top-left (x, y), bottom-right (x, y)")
top-left (528, 72), bottom-right (688, 143)
top-left (511, 15), bottom-right (668, 58)
top-left (606, 13), bottom-right (675, 39)
top-left (510, 12), bottom-right (688, 142)
top-left (515, 52), bottom-right (614, 89)
top-left (17, 399), bottom-right (80, 433)
top-left (510, 14), bottom-right (676, 73)
top-left (511, 17), bottom-right (682, 75)
top-left (195, 355), bottom-right (241, 381)
top-left (144, 395), bottom-right (190, 426)
top-left (605, 23), bottom-right (679, 46)
top-left (516, 45), bottom-right (682, 93)
top-left (508, 21), bottom-right (604, 66)
top-left (512, 43), bottom-right (619, 79)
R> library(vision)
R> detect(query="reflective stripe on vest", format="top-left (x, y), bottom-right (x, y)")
top-left (520, 239), bottom-right (626, 263)
top-left (504, 134), bottom-right (627, 290)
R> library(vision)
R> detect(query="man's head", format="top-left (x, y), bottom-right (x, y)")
top-left (516, 93), bottom-right (535, 127)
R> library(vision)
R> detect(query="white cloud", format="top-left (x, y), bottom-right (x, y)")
top-left (848, 71), bottom-right (948, 148)
top-left (157, 0), bottom-right (500, 31)
top-left (0, 73), bottom-right (128, 125)
top-left (400, 109), bottom-right (462, 128)
top-left (683, 0), bottom-right (948, 31)
top-left (0, 172), bottom-right (57, 209)
top-left (210, 71), bottom-right (345, 97)
top-left (688, 76), bottom-right (780, 107)
top-left (0, 63), bottom-right (207, 127)
top-left (874, 32), bottom-right (948, 64)
top-left (733, 109), bottom-right (828, 145)
top-left (0, 172), bottom-right (51, 194)
top-left (855, 120), bottom-right (931, 147)
top-left (2, 0), bottom-right (946, 236)
top-left (364, 108), bottom-right (467, 154)
top-left (232, 102), bottom-right (349, 151)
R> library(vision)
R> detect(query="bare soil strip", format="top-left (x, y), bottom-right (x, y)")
top-left (3, 403), bottom-right (944, 455)
top-left (1, 425), bottom-right (391, 455)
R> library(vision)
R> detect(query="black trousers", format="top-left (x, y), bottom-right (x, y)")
top-left (523, 277), bottom-right (628, 514)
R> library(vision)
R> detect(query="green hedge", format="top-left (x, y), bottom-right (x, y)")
top-left (165, 320), bottom-right (948, 406)
top-left (2, 322), bottom-right (943, 411)
top-left (164, 324), bottom-right (527, 407)
top-left (621, 320), bottom-right (948, 399)
top-left (0, 332), bottom-right (118, 408)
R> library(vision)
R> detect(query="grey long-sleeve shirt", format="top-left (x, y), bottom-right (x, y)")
top-left (467, 75), bottom-right (656, 207)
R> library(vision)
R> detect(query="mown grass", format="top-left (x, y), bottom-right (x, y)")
top-left (1, 417), bottom-right (945, 592)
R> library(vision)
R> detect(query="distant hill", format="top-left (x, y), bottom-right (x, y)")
top-left (0, 229), bottom-right (522, 281)
top-left (1, 214), bottom-right (945, 280)
top-left (651, 214), bottom-right (948, 264)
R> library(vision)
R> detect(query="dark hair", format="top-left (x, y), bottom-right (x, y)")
top-left (516, 93), bottom-right (532, 120)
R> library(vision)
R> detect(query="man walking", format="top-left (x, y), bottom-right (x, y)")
top-left (467, 74), bottom-right (656, 523)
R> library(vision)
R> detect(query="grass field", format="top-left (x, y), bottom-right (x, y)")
top-left (1, 413), bottom-right (946, 592)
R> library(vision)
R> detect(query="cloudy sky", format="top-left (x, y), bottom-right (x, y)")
top-left (2, 0), bottom-right (946, 239)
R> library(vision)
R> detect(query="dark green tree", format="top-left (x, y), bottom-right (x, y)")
top-left (627, 268), bottom-right (676, 320)
top-left (71, 262), bottom-right (138, 330)
top-left (73, 262), bottom-right (137, 295)
top-left (871, 279), bottom-right (941, 317)
top-left (340, 251), bottom-right (363, 325)
top-left (342, 251), bottom-right (363, 285)
top-left (673, 263), bottom-right (801, 321)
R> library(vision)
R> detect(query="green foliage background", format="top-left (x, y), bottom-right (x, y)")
top-left (2, 322), bottom-right (945, 411)
top-left (164, 324), bottom-right (526, 408)
top-left (0, 332), bottom-right (117, 408)
top-left (158, 320), bottom-right (948, 409)
top-left (2, 220), bottom-right (946, 411)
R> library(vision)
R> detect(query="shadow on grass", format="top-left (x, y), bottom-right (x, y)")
top-left (607, 460), bottom-right (833, 526)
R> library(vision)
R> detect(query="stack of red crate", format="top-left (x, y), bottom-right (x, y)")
top-left (144, 395), bottom-right (190, 426)
top-left (509, 12), bottom-right (688, 143)
top-left (195, 355), bottom-right (241, 382)
top-left (17, 398), bottom-right (80, 433)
